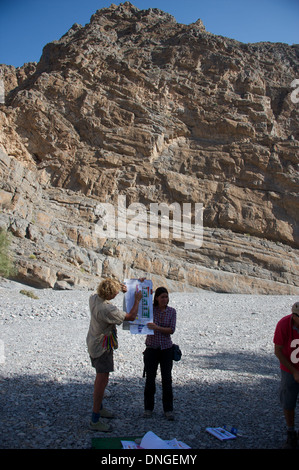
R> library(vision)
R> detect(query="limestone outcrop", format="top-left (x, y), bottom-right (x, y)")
top-left (0, 3), bottom-right (298, 293)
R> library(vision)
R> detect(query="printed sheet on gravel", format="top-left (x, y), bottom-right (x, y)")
top-left (124, 279), bottom-right (154, 334)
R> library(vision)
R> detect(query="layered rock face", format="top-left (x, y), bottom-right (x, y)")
top-left (0, 2), bottom-right (298, 293)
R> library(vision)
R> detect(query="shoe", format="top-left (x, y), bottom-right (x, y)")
top-left (282, 430), bottom-right (297, 449)
top-left (89, 419), bottom-right (112, 432)
top-left (164, 411), bottom-right (174, 421)
top-left (100, 407), bottom-right (115, 419)
top-left (143, 410), bottom-right (153, 418)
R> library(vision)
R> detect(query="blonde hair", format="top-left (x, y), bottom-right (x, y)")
top-left (97, 278), bottom-right (121, 300)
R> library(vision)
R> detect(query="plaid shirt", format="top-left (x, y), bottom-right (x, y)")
top-left (145, 305), bottom-right (176, 350)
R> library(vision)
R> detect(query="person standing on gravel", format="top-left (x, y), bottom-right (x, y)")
top-left (274, 301), bottom-right (299, 449)
top-left (143, 286), bottom-right (177, 421)
top-left (86, 278), bottom-right (142, 432)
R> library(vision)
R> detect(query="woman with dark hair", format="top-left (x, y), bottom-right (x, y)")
top-left (143, 287), bottom-right (177, 420)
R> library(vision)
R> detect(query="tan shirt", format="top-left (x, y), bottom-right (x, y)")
top-left (86, 294), bottom-right (126, 358)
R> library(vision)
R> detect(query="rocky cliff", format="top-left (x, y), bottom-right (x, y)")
top-left (0, 2), bottom-right (298, 293)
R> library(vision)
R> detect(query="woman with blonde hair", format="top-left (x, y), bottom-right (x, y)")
top-left (86, 278), bottom-right (142, 432)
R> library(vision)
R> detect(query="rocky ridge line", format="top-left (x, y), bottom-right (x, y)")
top-left (0, 2), bottom-right (298, 293)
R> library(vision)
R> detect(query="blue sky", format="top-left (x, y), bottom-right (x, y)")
top-left (1, 0), bottom-right (298, 67)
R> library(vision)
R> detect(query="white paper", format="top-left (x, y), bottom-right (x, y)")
top-left (165, 438), bottom-right (191, 449)
top-left (129, 324), bottom-right (154, 335)
top-left (206, 427), bottom-right (236, 440)
top-left (140, 431), bottom-right (173, 449)
top-left (121, 440), bottom-right (141, 449)
top-left (121, 432), bottom-right (191, 449)
top-left (124, 279), bottom-right (154, 334)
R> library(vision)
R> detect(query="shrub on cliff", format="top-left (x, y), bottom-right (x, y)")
top-left (0, 228), bottom-right (15, 278)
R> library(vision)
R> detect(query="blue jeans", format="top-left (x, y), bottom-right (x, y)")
top-left (280, 370), bottom-right (299, 410)
top-left (143, 347), bottom-right (173, 412)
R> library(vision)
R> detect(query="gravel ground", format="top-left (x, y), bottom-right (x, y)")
top-left (0, 279), bottom-right (298, 450)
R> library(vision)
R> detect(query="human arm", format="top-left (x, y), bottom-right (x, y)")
top-left (124, 291), bottom-right (142, 321)
top-left (274, 344), bottom-right (299, 383)
top-left (147, 308), bottom-right (176, 335)
top-left (147, 323), bottom-right (174, 335)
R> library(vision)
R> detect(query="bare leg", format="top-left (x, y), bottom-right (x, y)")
top-left (283, 409), bottom-right (297, 448)
top-left (93, 372), bottom-right (109, 414)
top-left (283, 408), bottom-right (295, 427)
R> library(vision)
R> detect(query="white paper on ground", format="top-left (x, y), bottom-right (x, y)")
top-left (121, 441), bottom-right (141, 449)
top-left (121, 431), bottom-right (191, 449)
top-left (165, 438), bottom-right (191, 449)
top-left (206, 427), bottom-right (236, 440)
top-left (140, 431), bottom-right (173, 449)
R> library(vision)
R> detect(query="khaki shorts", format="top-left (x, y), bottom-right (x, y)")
top-left (90, 350), bottom-right (114, 373)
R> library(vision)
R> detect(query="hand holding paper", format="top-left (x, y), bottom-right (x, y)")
top-left (135, 290), bottom-right (142, 302)
top-left (123, 279), bottom-right (154, 334)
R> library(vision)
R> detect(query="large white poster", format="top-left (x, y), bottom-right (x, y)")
top-left (123, 279), bottom-right (154, 334)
